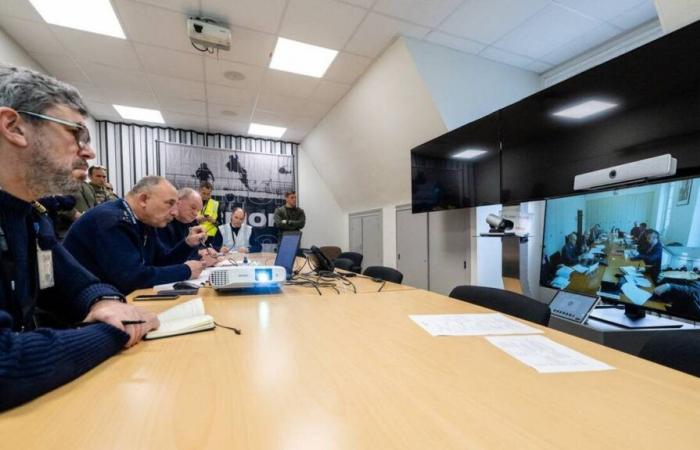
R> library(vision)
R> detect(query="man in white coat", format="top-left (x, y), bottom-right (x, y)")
top-left (217, 207), bottom-right (253, 254)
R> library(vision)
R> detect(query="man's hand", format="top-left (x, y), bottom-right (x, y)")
top-left (654, 284), bottom-right (671, 296)
top-left (237, 247), bottom-right (249, 254)
top-left (185, 226), bottom-right (207, 247)
top-left (185, 260), bottom-right (204, 279)
top-left (84, 300), bottom-right (159, 348)
top-left (220, 246), bottom-right (230, 254)
top-left (201, 252), bottom-right (218, 267)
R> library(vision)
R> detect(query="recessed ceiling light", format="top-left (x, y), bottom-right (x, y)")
top-left (223, 70), bottom-right (246, 81)
top-left (113, 105), bottom-right (165, 124)
top-left (28, 0), bottom-right (126, 39)
top-left (553, 100), bottom-right (618, 119)
top-left (269, 37), bottom-right (338, 78)
top-left (453, 149), bottom-right (487, 159)
top-left (249, 123), bottom-right (286, 138)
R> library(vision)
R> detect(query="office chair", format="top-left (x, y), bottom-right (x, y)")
top-left (363, 266), bottom-right (403, 284)
top-left (449, 285), bottom-right (551, 326)
top-left (333, 258), bottom-right (354, 272)
top-left (337, 252), bottom-right (363, 273)
top-left (638, 331), bottom-right (700, 377)
top-left (319, 246), bottom-right (342, 261)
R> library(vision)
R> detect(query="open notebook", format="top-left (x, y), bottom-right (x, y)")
top-left (145, 298), bottom-right (215, 340)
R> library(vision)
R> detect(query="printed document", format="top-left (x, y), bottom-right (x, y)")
top-left (409, 313), bottom-right (542, 336)
top-left (621, 282), bottom-right (652, 305)
top-left (486, 335), bottom-right (614, 373)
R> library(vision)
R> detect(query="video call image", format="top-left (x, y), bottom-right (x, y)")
top-left (541, 177), bottom-right (700, 321)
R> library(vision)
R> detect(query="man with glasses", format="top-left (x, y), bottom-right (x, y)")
top-left (0, 66), bottom-right (159, 411)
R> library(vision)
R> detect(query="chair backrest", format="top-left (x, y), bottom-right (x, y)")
top-left (363, 266), bottom-right (403, 284)
top-left (319, 246), bottom-right (342, 261)
top-left (333, 258), bottom-right (355, 272)
top-left (338, 252), bottom-right (363, 273)
top-left (638, 331), bottom-right (700, 377)
top-left (448, 285), bottom-right (551, 326)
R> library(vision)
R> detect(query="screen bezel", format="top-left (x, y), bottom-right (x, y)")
top-left (539, 173), bottom-right (700, 322)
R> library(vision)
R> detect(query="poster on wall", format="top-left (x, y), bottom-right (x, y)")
top-left (158, 141), bottom-right (296, 248)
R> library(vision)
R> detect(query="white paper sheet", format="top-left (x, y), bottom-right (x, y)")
top-left (409, 313), bottom-right (542, 337)
top-left (621, 282), bottom-right (652, 305)
top-left (486, 335), bottom-right (614, 373)
top-left (556, 266), bottom-right (574, 278)
top-left (550, 277), bottom-right (570, 289)
top-left (620, 266), bottom-right (638, 275)
top-left (573, 264), bottom-right (588, 273)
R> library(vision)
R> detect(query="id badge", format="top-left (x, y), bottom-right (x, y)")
top-left (37, 244), bottom-right (55, 289)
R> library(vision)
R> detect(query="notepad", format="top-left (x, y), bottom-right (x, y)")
top-left (145, 298), bottom-right (215, 340)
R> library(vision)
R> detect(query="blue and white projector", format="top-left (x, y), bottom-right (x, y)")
top-left (209, 266), bottom-right (286, 291)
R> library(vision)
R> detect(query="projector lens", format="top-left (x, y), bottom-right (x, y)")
top-left (255, 268), bottom-right (272, 282)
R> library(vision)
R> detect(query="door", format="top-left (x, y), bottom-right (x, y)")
top-left (396, 206), bottom-right (428, 289)
top-left (428, 209), bottom-right (469, 295)
top-left (348, 209), bottom-right (383, 271)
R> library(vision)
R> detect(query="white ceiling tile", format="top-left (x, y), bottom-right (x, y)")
top-left (114, 0), bottom-right (193, 54)
top-left (157, 97), bottom-right (207, 116)
top-left (84, 101), bottom-right (123, 121)
top-left (204, 58), bottom-right (265, 90)
top-left (339, 0), bottom-right (376, 8)
top-left (309, 80), bottom-right (350, 104)
top-left (479, 46), bottom-right (535, 69)
top-left (207, 102), bottom-right (254, 121)
top-left (492, 4), bottom-right (600, 60)
top-left (525, 60), bottom-right (553, 73)
top-left (554, 0), bottom-right (649, 23)
top-left (439, 0), bottom-right (548, 44)
top-left (323, 51), bottom-right (372, 84)
top-left (161, 111), bottom-right (208, 131)
top-left (147, 74), bottom-right (206, 101)
top-left (424, 31), bottom-right (485, 54)
top-left (132, 0), bottom-right (200, 14)
top-left (201, 0), bottom-right (287, 35)
top-left (373, 0), bottom-right (463, 28)
top-left (0, 17), bottom-right (66, 54)
top-left (205, 83), bottom-right (257, 107)
top-left (256, 93), bottom-right (307, 116)
top-left (279, 0), bottom-right (367, 49)
top-left (541, 22), bottom-right (621, 65)
top-left (211, 26), bottom-right (276, 67)
top-left (344, 12), bottom-right (430, 57)
top-left (208, 118), bottom-right (250, 135)
top-left (79, 62), bottom-right (153, 93)
top-left (51, 26), bottom-right (142, 71)
top-left (29, 53), bottom-right (89, 84)
top-left (609, 1), bottom-right (659, 30)
top-left (251, 109), bottom-right (294, 127)
top-left (281, 129), bottom-right (306, 142)
top-left (79, 84), bottom-right (158, 108)
top-left (0, 0), bottom-right (43, 21)
top-left (135, 44), bottom-right (205, 81)
top-left (261, 70), bottom-right (321, 99)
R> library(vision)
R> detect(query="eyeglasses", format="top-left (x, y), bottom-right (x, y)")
top-left (17, 110), bottom-right (91, 149)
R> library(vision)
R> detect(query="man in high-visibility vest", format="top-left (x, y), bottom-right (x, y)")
top-left (197, 181), bottom-right (219, 243)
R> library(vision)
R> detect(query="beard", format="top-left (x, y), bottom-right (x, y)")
top-left (25, 130), bottom-right (82, 197)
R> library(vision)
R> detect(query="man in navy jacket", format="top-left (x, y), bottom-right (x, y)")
top-left (0, 66), bottom-right (159, 411)
top-left (157, 187), bottom-right (202, 260)
top-left (64, 176), bottom-right (209, 295)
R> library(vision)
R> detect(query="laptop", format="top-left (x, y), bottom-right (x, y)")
top-left (274, 231), bottom-right (302, 280)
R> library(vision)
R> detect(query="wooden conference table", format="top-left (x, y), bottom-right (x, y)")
top-left (2, 258), bottom-right (700, 449)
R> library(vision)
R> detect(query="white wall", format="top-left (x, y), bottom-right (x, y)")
top-left (297, 147), bottom-right (347, 250)
top-left (0, 27), bottom-right (43, 70)
top-left (404, 38), bottom-right (541, 131)
top-left (300, 37), bottom-right (448, 266)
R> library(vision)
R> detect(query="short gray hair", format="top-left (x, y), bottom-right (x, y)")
top-left (178, 187), bottom-right (198, 199)
top-left (128, 175), bottom-right (167, 195)
top-left (0, 65), bottom-right (87, 117)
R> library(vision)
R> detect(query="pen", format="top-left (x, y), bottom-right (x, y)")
top-left (122, 320), bottom-right (147, 325)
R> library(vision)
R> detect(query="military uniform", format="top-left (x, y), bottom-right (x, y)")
top-left (63, 199), bottom-right (194, 295)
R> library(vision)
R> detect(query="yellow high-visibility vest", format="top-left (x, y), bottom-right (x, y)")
top-left (200, 198), bottom-right (219, 236)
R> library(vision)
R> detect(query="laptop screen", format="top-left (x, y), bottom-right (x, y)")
top-left (274, 231), bottom-right (301, 280)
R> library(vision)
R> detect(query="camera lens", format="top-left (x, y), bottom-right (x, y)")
top-left (609, 169), bottom-right (617, 179)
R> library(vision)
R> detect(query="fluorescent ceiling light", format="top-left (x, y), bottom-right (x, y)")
top-left (453, 149), bottom-right (487, 159)
top-left (249, 123), bottom-right (286, 138)
top-left (113, 105), bottom-right (164, 124)
top-left (269, 37), bottom-right (338, 78)
top-left (29, 0), bottom-right (126, 39)
top-left (553, 100), bottom-right (618, 119)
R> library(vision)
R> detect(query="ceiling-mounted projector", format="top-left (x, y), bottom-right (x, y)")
top-left (187, 18), bottom-right (231, 51)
